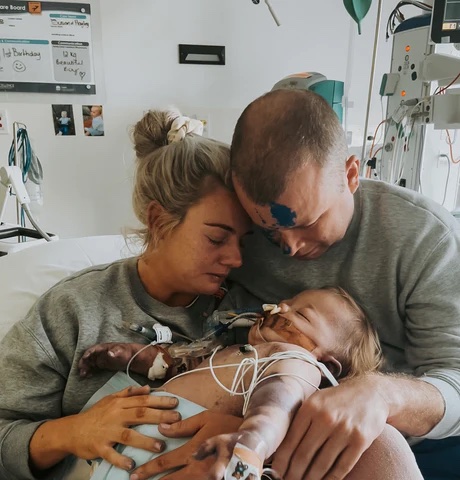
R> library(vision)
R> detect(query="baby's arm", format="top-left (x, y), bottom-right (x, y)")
top-left (189, 342), bottom-right (322, 478)
top-left (78, 342), bottom-right (173, 380)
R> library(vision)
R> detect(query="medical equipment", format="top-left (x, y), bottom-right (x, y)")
top-left (431, 0), bottom-right (460, 43)
top-left (0, 165), bottom-right (53, 248)
top-left (272, 72), bottom-right (345, 122)
top-left (370, 1), bottom-right (460, 211)
top-left (0, 122), bottom-right (55, 252)
top-left (126, 322), bottom-right (173, 343)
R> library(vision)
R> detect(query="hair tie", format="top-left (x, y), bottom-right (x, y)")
top-left (167, 115), bottom-right (203, 144)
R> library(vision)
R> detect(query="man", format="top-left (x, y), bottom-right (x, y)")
top-left (130, 89), bottom-right (459, 480)
top-left (227, 88), bottom-right (460, 480)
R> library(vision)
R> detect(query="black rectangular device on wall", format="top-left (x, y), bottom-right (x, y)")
top-left (178, 44), bottom-right (225, 65)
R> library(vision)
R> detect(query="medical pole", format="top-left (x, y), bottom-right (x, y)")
top-left (361, 0), bottom-right (384, 168)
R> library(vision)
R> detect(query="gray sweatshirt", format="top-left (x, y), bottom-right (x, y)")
top-left (231, 179), bottom-right (460, 440)
top-left (0, 257), bottom-right (237, 480)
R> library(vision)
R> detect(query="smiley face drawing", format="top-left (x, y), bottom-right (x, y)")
top-left (13, 61), bottom-right (26, 73)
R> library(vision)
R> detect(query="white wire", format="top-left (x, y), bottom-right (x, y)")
top-left (379, 104), bottom-right (404, 182)
top-left (262, 467), bottom-right (281, 479)
top-left (161, 346), bottom-right (328, 416)
top-left (22, 204), bottom-right (52, 241)
top-left (395, 100), bottom-right (425, 184)
top-left (439, 154), bottom-right (451, 206)
top-left (126, 342), bottom-right (157, 380)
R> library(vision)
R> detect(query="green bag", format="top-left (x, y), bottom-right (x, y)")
top-left (343, 0), bottom-right (372, 34)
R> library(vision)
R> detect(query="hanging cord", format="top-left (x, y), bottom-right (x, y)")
top-left (8, 127), bottom-right (43, 184)
top-left (386, 1), bottom-right (432, 40)
top-left (7, 127), bottom-right (50, 241)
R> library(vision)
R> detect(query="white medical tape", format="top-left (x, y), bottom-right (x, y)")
top-left (224, 443), bottom-right (263, 480)
top-left (262, 303), bottom-right (281, 314)
top-left (147, 352), bottom-right (169, 380)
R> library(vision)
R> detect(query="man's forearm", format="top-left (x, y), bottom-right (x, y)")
top-left (371, 372), bottom-right (445, 437)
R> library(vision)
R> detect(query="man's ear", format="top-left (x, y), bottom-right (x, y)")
top-left (147, 201), bottom-right (164, 230)
top-left (345, 155), bottom-right (360, 194)
top-left (319, 354), bottom-right (342, 379)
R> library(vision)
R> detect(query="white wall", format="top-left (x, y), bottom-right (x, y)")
top-left (0, 0), bottom-right (394, 238)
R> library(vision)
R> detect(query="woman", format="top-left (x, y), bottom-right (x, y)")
top-left (0, 109), bottom-right (251, 479)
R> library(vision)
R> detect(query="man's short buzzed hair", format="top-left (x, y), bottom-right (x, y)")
top-left (231, 89), bottom-right (348, 204)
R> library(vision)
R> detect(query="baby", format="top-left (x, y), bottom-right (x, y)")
top-left (79, 287), bottom-right (382, 479)
top-left (84, 105), bottom-right (104, 136)
top-left (57, 111), bottom-right (71, 135)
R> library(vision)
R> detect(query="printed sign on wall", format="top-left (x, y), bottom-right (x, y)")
top-left (0, 1), bottom-right (95, 94)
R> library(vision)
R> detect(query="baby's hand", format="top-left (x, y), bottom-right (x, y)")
top-left (195, 431), bottom-right (264, 480)
top-left (78, 342), bottom-right (171, 379)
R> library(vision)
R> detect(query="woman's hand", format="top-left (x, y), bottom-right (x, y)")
top-left (30, 385), bottom-right (181, 472)
top-left (71, 386), bottom-right (181, 470)
top-left (129, 411), bottom-right (243, 480)
top-left (69, 386), bottom-right (181, 471)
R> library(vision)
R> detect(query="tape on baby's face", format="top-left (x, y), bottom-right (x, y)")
top-left (257, 304), bottom-right (317, 352)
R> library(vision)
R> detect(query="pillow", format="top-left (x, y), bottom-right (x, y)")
top-left (0, 235), bottom-right (138, 341)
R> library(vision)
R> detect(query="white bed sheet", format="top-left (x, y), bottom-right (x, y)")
top-left (0, 235), bottom-right (137, 341)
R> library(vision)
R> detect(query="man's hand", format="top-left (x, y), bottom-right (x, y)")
top-left (129, 411), bottom-right (243, 480)
top-left (273, 375), bottom-right (389, 480)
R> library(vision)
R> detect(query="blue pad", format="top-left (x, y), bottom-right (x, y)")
top-left (84, 373), bottom-right (205, 480)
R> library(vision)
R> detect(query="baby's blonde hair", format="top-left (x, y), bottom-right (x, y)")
top-left (131, 109), bottom-right (232, 250)
top-left (323, 286), bottom-right (383, 379)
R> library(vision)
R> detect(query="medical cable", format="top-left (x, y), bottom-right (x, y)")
top-left (394, 100), bottom-right (425, 184)
top-left (195, 311), bottom-right (259, 345)
top-left (386, 1), bottom-right (432, 40)
top-left (161, 345), bottom-right (335, 415)
top-left (6, 126), bottom-right (49, 241)
top-left (8, 127), bottom-right (43, 185)
top-left (126, 324), bottom-right (174, 379)
top-left (436, 72), bottom-right (460, 95)
top-left (126, 342), bottom-right (157, 380)
top-left (262, 468), bottom-right (281, 479)
top-left (439, 154), bottom-right (451, 206)
top-left (22, 204), bottom-right (51, 241)
top-left (446, 130), bottom-right (460, 164)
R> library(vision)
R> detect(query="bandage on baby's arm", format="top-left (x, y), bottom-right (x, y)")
top-left (224, 443), bottom-right (263, 480)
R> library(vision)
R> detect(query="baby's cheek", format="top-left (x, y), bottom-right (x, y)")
top-left (252, 325), bottom-right (286, 345)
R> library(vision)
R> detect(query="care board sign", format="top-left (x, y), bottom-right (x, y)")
top-left (0, 1), bottom-right (95, 94)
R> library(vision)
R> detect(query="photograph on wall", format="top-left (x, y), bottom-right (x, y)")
top-left (0, 2), bottom-right (96, 94)
top-left (52, 104), bottom-right (75, 136)
top-left (82, 105), bottom-right (104, 136)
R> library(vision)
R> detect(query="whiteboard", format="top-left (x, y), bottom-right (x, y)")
top-left (0, 1), bottom-right (96, 94)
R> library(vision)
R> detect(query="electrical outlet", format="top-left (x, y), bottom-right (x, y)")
top-left (0, 109), bottom-right (9, 134)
